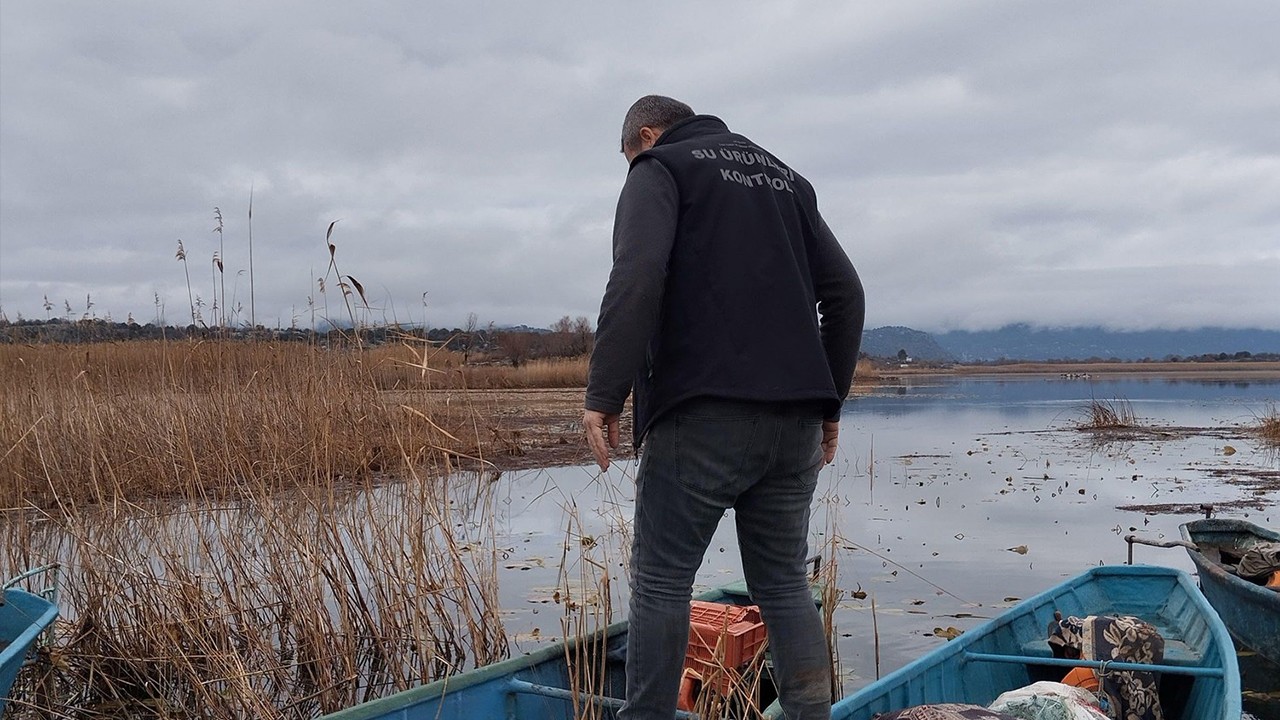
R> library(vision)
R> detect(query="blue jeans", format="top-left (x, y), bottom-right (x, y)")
top-left (621, 398), bottom-right (831, 720)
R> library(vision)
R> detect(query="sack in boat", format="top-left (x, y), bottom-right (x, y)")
top-left (989, 680), bottom-right (1110, 720)
top-left (1046, 613), bottom-right (1164, 720)
top-left (874, 704), bottom-right (1019, 720)
top-left (1237, 542), bottom-right (1280, 583)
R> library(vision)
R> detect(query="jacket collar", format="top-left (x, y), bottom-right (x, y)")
top-left (653, 115), bottom-right (729, 147)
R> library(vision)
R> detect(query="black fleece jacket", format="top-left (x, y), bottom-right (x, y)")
top-left (586, 115), bottom-right (865, 445)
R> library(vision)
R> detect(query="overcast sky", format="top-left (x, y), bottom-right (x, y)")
top-left (2, 2), bottom-right (1278, 333)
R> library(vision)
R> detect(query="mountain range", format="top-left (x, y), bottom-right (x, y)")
top-left (861, 324), bottom-right (1280, 362)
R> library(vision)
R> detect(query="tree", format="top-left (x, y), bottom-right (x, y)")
top-left (461, 312), bottom-right (479, 364)
top-left (497, 331), bottom-right (535, 367)
top-left (571, 315), bottom-right (594, 356)
top-left (550, 315), bottom-right (574, 334)
top-left (547, 315), bottom-right (575, 357)
top-left (897, 348), bottom-right (908, 362)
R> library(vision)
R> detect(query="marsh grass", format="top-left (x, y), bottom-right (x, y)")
top-left (332, 340), bottom-right (589, 392)
top-left (1254, 406), bottom-right (1280, 447)
top-left (8, 495), bottom-right (506, 715)
top-left (1078, 397), bottom-right (1138, 430)
top-left (818, 531), bottom-right (843, 703)
top-left (461, 358), bottom-right (590, 389)
top-left (0, 341), bottom-right (484, 507)
top-left (373, 347), bottom-right (878, 393)
top-left (557, 509), bottom-right (619, 720)
top-left (687, 640), bottom-right (770, 720)
top-left (0, 339), bottom-right (592, 504)
top-left (0, 340), bottom-right (510, 717)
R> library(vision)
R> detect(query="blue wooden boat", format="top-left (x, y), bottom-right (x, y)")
top-left (1180, 517), bottom-right (1280, 666)
top-left (831, 565), bottom-right (1240, 720)
top-left (319, 580), bottom-right (793, 720)
top-left (320, 567), bottom-right (1236, 720)
top-left (0, 586), bottom-right (59, 714)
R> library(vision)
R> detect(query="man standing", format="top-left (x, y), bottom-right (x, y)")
top-left (584, 95), bottom-right (865, 719)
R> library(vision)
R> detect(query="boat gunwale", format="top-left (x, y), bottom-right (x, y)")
top-left (0, 588), bottom-right (59, 665)
top-left (1, 587), bottom-right (60, 714)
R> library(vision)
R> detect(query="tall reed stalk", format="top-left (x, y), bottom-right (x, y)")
top-left (213, 207), bottom-right (226, 329)
top-left (248, 187), bottom-right (256, 328)
top-left (175, 239), bottom-right (196, 327)
top-left (557, 510), bottom-right (617, 720)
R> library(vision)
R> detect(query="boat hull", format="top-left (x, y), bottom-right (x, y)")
top-left (0, 588), bottom-right (59, 714)
top-left (831, 565), bottom-right (1240, 720)
top-left (320, 581), bottom-right (770, 720)
top-left (1181, 518), bottom-right (1280, 666)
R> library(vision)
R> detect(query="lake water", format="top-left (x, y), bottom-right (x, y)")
top-left (489, 374), bottom-right (1280, 716)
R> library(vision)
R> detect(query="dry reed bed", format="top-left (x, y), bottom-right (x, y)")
top-left (3, 469), bottom-right (508, 717)
top-left (453, 357), bottom-right (590, 390)
top-left (0, 341), bottom-right (514, 716)
top-left (0, 341), bottom-right (585, 507)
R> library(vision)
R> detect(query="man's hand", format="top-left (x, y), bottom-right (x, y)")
top-left (583, 409), bottom-right (621, 471)
top-left (821, 420), bottom-right (840, 465)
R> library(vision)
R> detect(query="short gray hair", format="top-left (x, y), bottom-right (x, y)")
top-left (621, 95), bottom-right (694, 153)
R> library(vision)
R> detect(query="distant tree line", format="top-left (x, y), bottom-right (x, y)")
top-left (957, 351), bottom-right (1280, 365)
top-left (856, 348), bottom-right (1280, 365)
top-left (0, 315), bottom-right (596, 367)
top-left (8, 317), bottom-right (1274, 366)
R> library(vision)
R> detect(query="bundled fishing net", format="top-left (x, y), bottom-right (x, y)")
top-left (989, 681), bottom-right (1109, 720)
top-left (874, 705), bottom-right (1019, 719)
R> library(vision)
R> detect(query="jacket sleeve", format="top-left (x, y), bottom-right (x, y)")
top-left (811, 213), bottom-right (865, 420)
top-left (584, 158), bottom-right (679, 415)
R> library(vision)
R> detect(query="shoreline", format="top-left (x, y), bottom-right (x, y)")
top-left (445, 362), bottom-right (1280, 471)
top-left (875, 360), bottom-right (1280, 380)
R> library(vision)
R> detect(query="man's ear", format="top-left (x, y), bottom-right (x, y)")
top-left (639, 126), bottom-right (661, 148)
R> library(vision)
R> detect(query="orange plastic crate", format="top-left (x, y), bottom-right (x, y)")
top-left (678, 601), bottom-right (768, 709)
top-left (686, 600), bottom-right (766, 669)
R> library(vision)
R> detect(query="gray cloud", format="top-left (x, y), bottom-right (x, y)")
top-left (2, 1), bottom-right (1278, 332)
